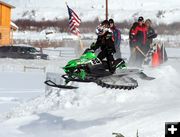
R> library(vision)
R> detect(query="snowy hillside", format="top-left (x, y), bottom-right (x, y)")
top-left (4, 0), bottom-right (180, 24)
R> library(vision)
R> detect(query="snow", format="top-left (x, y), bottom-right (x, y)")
top-left (0, 45), bottom-right (180, 137)
top-left (0, 1), bottom-right (180, 136)
top-left (13, 31), bottom-right (82, 41)
top-left (4, 0), bottom-right (180, 24)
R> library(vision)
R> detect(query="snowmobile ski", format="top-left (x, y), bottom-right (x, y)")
top-left (44, 80), bottom-right (78, 89)
top-left (138, 72), bottom-right (155, 80)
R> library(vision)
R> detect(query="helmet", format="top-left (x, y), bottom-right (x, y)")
top-left (109, 18), bottom-right (114, 24)
top-left (138, 16), bottom-right (144, 22)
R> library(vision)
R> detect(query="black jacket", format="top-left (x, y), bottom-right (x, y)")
top-left (130, 23), bottom-right (148, 46)
top-left (147, 26), bottom-right (157, 39)
top-left (92, 31), bottom-right (115, 53)
top-left (147, 26), bottom-right (157, 45)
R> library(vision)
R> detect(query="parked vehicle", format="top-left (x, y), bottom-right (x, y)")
top-left (0, 45), bottom-right (48, 60)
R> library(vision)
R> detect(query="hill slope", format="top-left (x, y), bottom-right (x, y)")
top-left (5, 0), bottom-right (180, 24)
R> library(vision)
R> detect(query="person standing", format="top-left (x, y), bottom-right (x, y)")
top-left (109, 19), bottom-right (122, 59)
top-left (143, 19), bottom-right (160, 65)
top-left (129, 16), bottom-right (148, 67)
top-left (129, 22), bottom-right (138, 55)
top-left (145, 19), bottom-right (157, 53)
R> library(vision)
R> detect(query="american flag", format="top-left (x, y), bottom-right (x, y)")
top-left (67, 5), bottom-right (81, 36)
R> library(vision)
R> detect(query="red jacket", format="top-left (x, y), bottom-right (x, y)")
top-left (131, 23), bottom-right (147, 46)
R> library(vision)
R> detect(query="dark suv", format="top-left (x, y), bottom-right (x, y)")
top-left (0, 46), bottom-right (48, 60)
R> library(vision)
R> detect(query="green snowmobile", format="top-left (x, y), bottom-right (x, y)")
top-left (63, 48), bottom-right (126, 80)
top-left (45, 48), bottom-right (154, 90)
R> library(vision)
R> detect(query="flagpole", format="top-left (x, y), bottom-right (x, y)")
top-left (106, 0), bottom-right (108, 20)
top-left (79, 37), bottom-right (84, 51)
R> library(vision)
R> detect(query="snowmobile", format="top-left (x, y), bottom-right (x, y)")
top-left (44, 48), bottom-right (155, 90)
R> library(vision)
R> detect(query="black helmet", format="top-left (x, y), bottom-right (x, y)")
top-left (109, 18), bottom-right (114, 24)
top-left (138, 16), bottom-right (144, 22)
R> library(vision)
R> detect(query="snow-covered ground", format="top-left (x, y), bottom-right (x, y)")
top-left (0, 45), bottom-right (180, 137)
top-left (0, 0), bottom-right (180, 136)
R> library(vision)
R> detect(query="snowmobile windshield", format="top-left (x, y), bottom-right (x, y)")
top-left (80, 52), bottom-right (97, 60)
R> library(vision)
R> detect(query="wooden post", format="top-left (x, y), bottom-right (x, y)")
top-left (106, 0), bottom-right (108, 20)
top-left (79, 37), bottom-right (84, 50)
top-left (11, 29), bottom-right (13, 45)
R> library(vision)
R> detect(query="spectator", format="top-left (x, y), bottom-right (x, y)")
top-left (109, 18), bottom-right (122, 59)
top-left (145, 19), bottom-right (157, 53)
top-left (128, 16), bottom-right (148, 67)
top-left (129, 22), bottom-right (138, 55)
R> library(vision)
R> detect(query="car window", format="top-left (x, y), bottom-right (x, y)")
top-left (12, 47), bottom-right (36, 54)
top-left (1, 46), bottom-right (39, 54)
top-left (28, 47), bottom-right (37, 53)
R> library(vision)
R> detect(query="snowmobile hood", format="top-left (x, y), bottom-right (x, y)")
top-left (63, 59), bottom-right (79, 69)
top-left (63, 52), bottom-right (97, 69)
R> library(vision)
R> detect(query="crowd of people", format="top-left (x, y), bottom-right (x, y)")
top-left (91, 16), bottom-right (157, 72)
top-left (129, 16), bottom-right (157, 67)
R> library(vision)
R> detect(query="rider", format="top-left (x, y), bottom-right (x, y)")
top-left (91, 20), bottom-right (116, 73)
